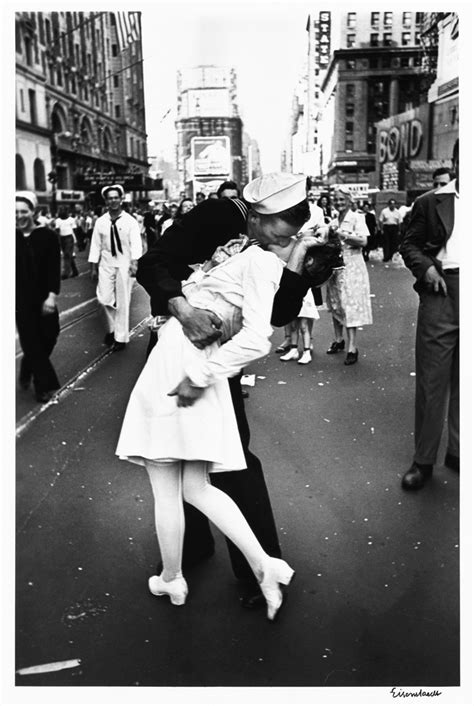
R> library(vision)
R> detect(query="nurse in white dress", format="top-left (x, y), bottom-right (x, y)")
top-left (116, 173), bottom-right (313, 620)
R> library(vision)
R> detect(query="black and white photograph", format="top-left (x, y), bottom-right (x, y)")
top-left (4, 1), bottom-right (472, 704)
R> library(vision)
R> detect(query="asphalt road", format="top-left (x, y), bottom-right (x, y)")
top-left (13, 252), bottom-right (461, 694)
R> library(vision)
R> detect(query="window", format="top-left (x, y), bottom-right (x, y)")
top-left (34, 158), bottom-right (46, 191)
top-left (383, 33), bottom-right (392, 46)
top-left (70, 76), bottom-right (76, 93)
top-left (371, 12), bottom-right (380, 26)
top-left (401, 56), bottom-right (410, 68)
top-left (84, 85), bottom-right (89, 101)
top-left (370, 33), bottom-right (378, 47)
top-left (75, 44), bottom-right (80, 65)
top-left (382, 56), bottom-right (391, 68)
top-left (402, 32), bottom-right (411, 46)
top-left (415, 12), bottom-right (423, 25)
top-left (115, 105), bottom-right (121, 118)
top-left (57, 66), bottom-right (63, 86)
top-left (347, 12), bottom-right (356, 29)
top-left (369, 57), bottom-right (378, 69)
top-left (346, 34), bottom-right (356, 48)
top-left (38, 13), bottom-right (45, 44)
top-left (45, 19), bottom-right (51, 44)
top-left (414, 55), bottom-right (422, 67)
top-left (112, 44), bottom-right (118, 57)
top-left (24, 37), bottom-right (33, 66)
top-left (346, 84), bottom-right (355, 98)
top-left (345, 121), bottom-right (354, 134)
top-left (113, 75), bottom-right (119, 87)
top-left (414, 32), bottom-right (420, 44)
top-left (130, 137), bottom-right (134, 156)
top-left (345, 139), bottom-right (354, 152)
top-left (403, 12), bottom-right (412, 28)
top-left (110, 12), bottom-right (116, 25)
top-left (28, 89), bottom-right (37, 124)
top-left (16, 154), bottom-right (27, 189)
top-left (346, 104), bottom-right (354, 117)
top-left (346, 59), bottom-right (355, 70)
top-left (384, 12), bottom-right (393, 26)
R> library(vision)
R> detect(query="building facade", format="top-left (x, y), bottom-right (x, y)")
top-left (175, 65), bottom-right (245, 197)
top-left (15, 11), bottom-right (149, 212)
top-left (373, 12), bottom-right (459, 200)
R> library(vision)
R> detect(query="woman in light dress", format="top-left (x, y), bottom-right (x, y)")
top-left (325, 185), bottom-right (373, 365)
top-left (116, 175), bottom-right (317, 620)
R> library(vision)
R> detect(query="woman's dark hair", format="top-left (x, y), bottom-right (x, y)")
top-left (58, 206), bottom-right (69, 219)
top-left (217, 180), bottom-right (240, 198)
top-left (272, 199), bottom-right (310, 229)
top-left (303, 235), bottom-right (345, 287)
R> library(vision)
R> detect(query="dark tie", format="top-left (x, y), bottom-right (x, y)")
top-left (110, 219), bottom-right (123, 257)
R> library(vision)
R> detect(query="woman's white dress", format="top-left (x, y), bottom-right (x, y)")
top-left (326, 211), bottom-right (373, 328)
top-left (115, 245), bottom-right (284, 472)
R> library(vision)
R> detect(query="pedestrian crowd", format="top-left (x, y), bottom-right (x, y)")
top-left (15, 144), bottom-right (459, 621)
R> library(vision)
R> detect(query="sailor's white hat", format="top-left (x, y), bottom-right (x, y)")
top-left (243, 173), bottom-right (307, 215)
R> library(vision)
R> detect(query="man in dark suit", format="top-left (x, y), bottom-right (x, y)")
top-left (137, 174), bottom-right (317, 606)
top-left (399, 141), bottom-right (459, 490)
top-left (16, 191), bottom-right (61, 403)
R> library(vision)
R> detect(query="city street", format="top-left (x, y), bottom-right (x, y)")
top-left (14, 252), bottom-right (460, 690)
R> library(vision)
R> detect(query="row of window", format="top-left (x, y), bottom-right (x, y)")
top-left (346, 31), bottom-right (420, 48)
top-left (346, 12), bottom-right (423, 28)
top-left (16, 154), bottom-right (46, 192)
top-left (343, 54), bottom-right (423, 70)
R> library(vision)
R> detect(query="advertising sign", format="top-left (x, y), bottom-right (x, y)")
top-left (318, 11), bottom-right (331, 66)
top-left (191, 136), bottom-right (231, 177)
top-left (75, 171), bottom-right (146, 190)
top-left (377, 104), bottom-right (430, 165)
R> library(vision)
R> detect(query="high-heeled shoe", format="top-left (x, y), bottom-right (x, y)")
top-left (148, 574), bottom-right (188, 606)
top-left (258, 558), bottom-right (295, 621)
top-left (344, 349), bottom-right (358, 365)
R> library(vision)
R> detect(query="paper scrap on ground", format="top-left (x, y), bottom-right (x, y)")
top-left (17, 658), bottom-right (81, 675)
top-left (241, 374), bottom-right (255, 387)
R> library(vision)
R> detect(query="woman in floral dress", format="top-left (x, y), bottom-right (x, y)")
top-left (325, 185), bottom-right (373, 365)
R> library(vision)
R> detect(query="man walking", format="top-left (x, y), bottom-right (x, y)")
top-left (88, 185), bottom-right (142, 351)
top-left (16, 191), bottom-right (61, 403)
top-left (399, 141), bottom-right (459, 490)
top-left (379, 198), bottom-right (403, 262)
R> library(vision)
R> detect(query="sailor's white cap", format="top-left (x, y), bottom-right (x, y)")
top-left (243, 173), bottom-right (307, 215)
top-left (101, 184), bottom-right (125, 200)
top-left (15, 190), bottom-right (38, 210)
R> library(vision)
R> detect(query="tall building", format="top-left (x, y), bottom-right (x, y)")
top-left (303, 10), bottom-right (433, 192)
top-left (15, 11), bottom-right (149, 212)
top-left (373, 12), bottom-right (458, 198)
top-left (175, 65), bottom-right (243, 197)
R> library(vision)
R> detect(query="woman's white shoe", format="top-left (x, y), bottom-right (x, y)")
top-left (259, 558), bottom-right (295, 621)
top-left (280, 347), bottom-right (299, 362)
top-left (148, 574), bottom-right (188, 606)
top-left (298, 350), bottom-right (312, 365)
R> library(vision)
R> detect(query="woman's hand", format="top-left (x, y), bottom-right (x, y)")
top-left (168, 376), bottom-right (205, 407)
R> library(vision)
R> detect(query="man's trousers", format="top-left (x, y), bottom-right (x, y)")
top-left (96, 264), bottom-right (134, 343)
top-left (16, 306), bottom-right (60, 395)
top-left (414, 271), bottom-right (459, 465)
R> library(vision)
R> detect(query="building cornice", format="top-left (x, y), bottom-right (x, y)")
top-left (16, 119), bottom-right (51, 138)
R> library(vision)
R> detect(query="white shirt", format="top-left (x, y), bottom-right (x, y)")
top-left (55, 216), bottom-right (76, 236)
top-left (88, 210), bottom-right (142, 267)
top-left (182, 246), bottom-right (284, 387)
top-left (380, 207), bottom-right (402, 226)
top-left (435, 180), bottom-right (460, 270)
top-left (304, 203), bottom-right (325, 230)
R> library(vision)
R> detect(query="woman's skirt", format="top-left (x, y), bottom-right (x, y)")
top-left (115, 317), bottom-right (246, 472)
top-left (326, 251), bottom-right (373, 328)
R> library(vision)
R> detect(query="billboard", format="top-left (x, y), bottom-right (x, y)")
top-left (191, 136), bottom-right (231, 177)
